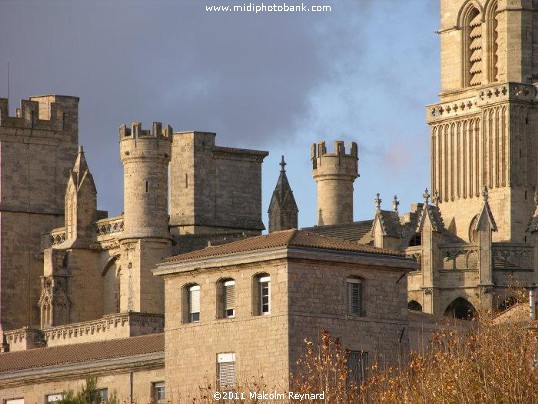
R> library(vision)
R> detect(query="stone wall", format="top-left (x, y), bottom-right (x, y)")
top-left (169, 131), bottom-right (267, 234)
top-left (0, 359), bottom-right (164, 403)
top-left (163, 260), bottom-right (290, 399)
top-left (0, 96), bottom-right (79, 331)
top-left (287, 259), bottom-right (409, 371)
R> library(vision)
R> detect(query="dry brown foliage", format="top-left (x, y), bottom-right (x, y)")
top-left (292, 330), bottom-right (361, 403)
top-left (363, 319), bottom-right (537, 403)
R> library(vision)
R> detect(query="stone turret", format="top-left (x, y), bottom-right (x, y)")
top-left (118, 122), bottom-right (172, 314)
top-left (311, 140), bottom-right (358, 226)
top-left (119, 122), bottom-right (172, 239)
top-left (268, 156), bottom-right (298, 232)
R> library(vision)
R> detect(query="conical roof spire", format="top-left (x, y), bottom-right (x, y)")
top-left (268, 156), bottom-right (298, 232)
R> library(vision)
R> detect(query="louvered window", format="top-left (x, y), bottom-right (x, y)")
top-left (189, 285), bottom-right (200, 322)
top-left (217, 353), bottom-right (236, 390)
top-left (224, 280), bottom-right (236, 318)
top-left (259, 276), bottom-right (270, 315)
top-left (347, 351), bottom-right (368, 385)
top-left (466, 8), bottom-right (482, 86)
top-left (347, 278), bottom-right (362, 316)
top-left (488, 2), bottom-right (500, 82)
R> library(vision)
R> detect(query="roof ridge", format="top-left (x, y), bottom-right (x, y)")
top-left (0, 332), bottom-right (164, 356)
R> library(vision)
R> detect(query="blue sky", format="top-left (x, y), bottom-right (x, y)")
top-left (0, 0), bottom-right (440, 228)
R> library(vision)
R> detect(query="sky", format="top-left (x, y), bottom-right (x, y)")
top-left (0, 0), bottom-right (440, 229)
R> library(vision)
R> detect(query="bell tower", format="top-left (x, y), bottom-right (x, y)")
top-left (428, 0), bottom-right (538, 242)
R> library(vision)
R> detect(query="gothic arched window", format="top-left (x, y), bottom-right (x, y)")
top-left (463, 6), bottom-right (482, 87)
top-left (486, 1), bottom-right (500, 82)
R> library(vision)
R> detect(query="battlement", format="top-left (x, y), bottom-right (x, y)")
top-left (311, 140), bottom-right (358, 173)
top-left (0, 95), bottom-right (78, 132)
top-left (119, 121), bottom-right (172, 139)
top-left (119, 122), bottom-right (172, 165)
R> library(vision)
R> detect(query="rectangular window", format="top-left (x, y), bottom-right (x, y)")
top-left (259, 276), bottom-right (270, 315)
top-left (5, 400), bottom-right (24, 404)
top-left (347, 279), bottom-right (362, 316)
top-left (260, 276), bottom-right (271, 314)
top-left (97, 389), bottom-right (108, 403)
top-left (347, 351), bottom-right (368, 385)
top-left (189, 285), bottom-right (200, 322)
top-left (224, 280), bottom-right (236, 318)
top-left (217, 353), bottom-right (236, 390)
top-left (45, 394), bottom-right (64, 403)
top-left (152, 382), bottom-right (165, 404)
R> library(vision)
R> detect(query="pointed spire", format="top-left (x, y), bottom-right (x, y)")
top-left (423, 188), bottom-right (430, 205)
top-left (482, 186), bottom-right (489, 202)
top-left (475, 186), bottom-right (497, 232)
top-left (72, 145), bottom-right (89, 177)
top-left (374, 193), bottom-right (382, 211)
top-left (392, 195), bottom-right (399, 212)
top-left (268, 155), bottom-right (298, 232)
top-left (432, 190), bottom-right (440, 206)
top-left (280, 155), bottom-right (286, 173)
top-left (68, 144), bottom-right (96, 194)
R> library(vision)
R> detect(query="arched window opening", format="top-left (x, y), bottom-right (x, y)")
top-left (252, 273), bottom-right (271, 315)
top-left (468, 215), bottom-right (479, 243)
top-left (498, 296), bottom-right (518, 312)
top-left (464, 6), bottom-right (482, 87)
top-left (183, 284), bottom-right (200, 323)
top-left (217, 278), bottom-right (236, 318)
top-left (409, 233), bottom-right (422, 247)
top-left (444, 297), bottom-right (477, 320)
top-left (408, 300), bottom-right (422, 311)
top-left (487, 1), bottom-right (500, 82)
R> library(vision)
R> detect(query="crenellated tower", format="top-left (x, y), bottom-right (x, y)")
top-left (311, 141), bottom-right (358, 226)
top-left (428, 0), bottom-right (538, 242)
top-left (118, 122), bottom-right (172, 314)
top-left (0, 95), bottom-right (79, 331)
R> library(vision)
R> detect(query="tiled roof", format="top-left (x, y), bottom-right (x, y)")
top-left (166, 228), bottom-right (404, 262)
top-left (302, 220), bottom-right (374, 242)
top-left (0, 333), bottom-right (163, 373)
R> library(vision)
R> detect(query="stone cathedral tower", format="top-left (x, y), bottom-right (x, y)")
top-left (428, 0), bottom-right (538, 243)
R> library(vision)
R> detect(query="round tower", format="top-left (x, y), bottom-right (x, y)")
top-left (119, 122), bottom-right (172, 239)
top-left (311, 140), bottom-right (358, 226)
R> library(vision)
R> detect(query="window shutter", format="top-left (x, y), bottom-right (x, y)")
top-left (347, 279), bottom-right (362, 316)
top-left (224, 281), bottom-right (236, 315)
top-left (217, 353), bottom-right (236, 389)
top-left (189, 285), bottom-right (200, 314)
top-left (347, 351), bottom-right (368, 384)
